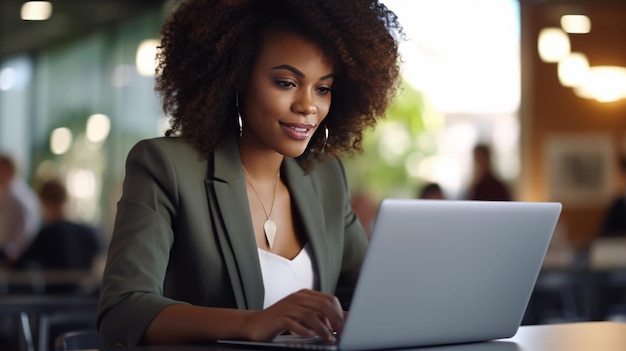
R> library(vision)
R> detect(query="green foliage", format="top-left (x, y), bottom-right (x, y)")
top-left (344, 81), bottom-right (435, 201)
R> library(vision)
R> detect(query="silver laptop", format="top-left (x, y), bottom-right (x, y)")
top-left (219, 199), bottom-right (562, 350)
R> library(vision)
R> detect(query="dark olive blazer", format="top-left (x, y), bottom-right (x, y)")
top-left (97, 136), bottom-right (368, 349)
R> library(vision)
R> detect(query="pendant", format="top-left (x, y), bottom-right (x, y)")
top-left (264, 219), bottom-right (277, 249)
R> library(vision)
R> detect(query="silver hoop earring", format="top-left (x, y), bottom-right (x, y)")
top-left (320, 124), bottom-right (329, 153)
top-left (236, 93), bottom-right (243, 137)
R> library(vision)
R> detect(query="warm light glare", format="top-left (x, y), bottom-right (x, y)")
top-left (136, 39), bottom-right (160, 76)
top-left (538, 28), bottom-right (570, 63)
top-left (20, 1), bottom-right (52, 21)
top-left (66, 169), bottom-right (97, 199)
top-left (573, 66), bottom-right (626, 103)
top-left (86, 114), bottom-right (111, 143)
top-left (558, 52), bottom-right (589, 87)
top-left (50, 127), bottom-right (73, 155)
top-left (382, 0), bottom-right (520, 114)
top-left (561, 15), bottom-right (591, 34)
top-left (413, 155), bottom-right (463, 197)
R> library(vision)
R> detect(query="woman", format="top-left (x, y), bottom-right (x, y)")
top-left (97, 0), bottom-right (402, 348)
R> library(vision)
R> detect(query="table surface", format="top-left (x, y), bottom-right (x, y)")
top-left (0, 294), bottom-right (98, 314)
top-left (0, 268), bottom-right (96, 294)
top-left (120, 321), bottom-right (626, 351)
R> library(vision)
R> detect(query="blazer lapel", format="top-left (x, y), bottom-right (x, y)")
top-left (206, 137), bottom-right (265, 310)
top-left (283, 159), bottom-right (332, 293)
top-left (204, 137), bottom-right (332, 310)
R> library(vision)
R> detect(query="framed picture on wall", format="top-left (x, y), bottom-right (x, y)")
top-left (545, 133), bottom-right (615, 207)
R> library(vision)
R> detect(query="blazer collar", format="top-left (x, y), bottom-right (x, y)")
top-left (281, 158), bottom-right (332, 294)
top-left (208, 137), bottom-right (331, 310)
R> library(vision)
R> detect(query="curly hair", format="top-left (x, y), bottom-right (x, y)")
top-left (156, 0), bottom-right (403, 168)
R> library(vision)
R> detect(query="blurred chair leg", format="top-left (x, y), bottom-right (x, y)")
top-left (18, 312), bottom-right (35, 351)
top-left (561, 287), bottom-right (582, 321)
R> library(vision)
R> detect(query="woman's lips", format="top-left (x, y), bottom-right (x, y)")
top-left (280, 122), bottom-right (316, 140)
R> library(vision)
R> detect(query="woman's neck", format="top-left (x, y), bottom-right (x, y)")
top-left (238, 142), bottom-right (284, 182)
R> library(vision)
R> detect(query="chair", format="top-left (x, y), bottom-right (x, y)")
top-left (2, 294), bottom-right (98, 351)
top-left (54, 330), bottom-right (101, 351)
top-left (526, 269), bottom-right (584, 323)
top-left (39, 309), bottom-right (97, 351)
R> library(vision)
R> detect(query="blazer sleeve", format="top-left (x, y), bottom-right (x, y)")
top-left (321, 157), bottom-right (369, 309)
top-left (97, 139), bottom-right (188, 349)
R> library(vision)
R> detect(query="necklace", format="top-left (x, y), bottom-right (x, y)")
top-left (242, 165), bottom-right (279, 248)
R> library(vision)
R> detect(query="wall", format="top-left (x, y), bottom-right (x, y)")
top-left (520, 0), bottom-right (626, 250)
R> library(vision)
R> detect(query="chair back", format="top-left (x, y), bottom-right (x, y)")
top-left (54, 330), bottom-right (101, 351)
top-left (40, 309), bottom-right (97, 351)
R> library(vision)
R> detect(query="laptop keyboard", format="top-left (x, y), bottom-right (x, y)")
top-left (279, 333), bottom-right (341, 350)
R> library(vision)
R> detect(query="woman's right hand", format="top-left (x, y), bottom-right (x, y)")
top-left (243, 289), bottom-right (344, 342)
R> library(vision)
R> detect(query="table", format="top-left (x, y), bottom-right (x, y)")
top-left (0, 295), bottom-right (98, 315)
top-left (510, 322), bottom-right (626, 350)
top-left (0, 268), bottom-right (95, 295)
top-left (121, 322), bottom-right (626, 351)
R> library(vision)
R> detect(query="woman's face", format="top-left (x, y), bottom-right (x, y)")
top-left (240, 29), bottom-right (334, 158)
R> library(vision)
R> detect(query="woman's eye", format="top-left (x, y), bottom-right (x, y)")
top-left (317, 87), bottom-right (331, 95)
top-left (276, 80), bottom-right (295, 88)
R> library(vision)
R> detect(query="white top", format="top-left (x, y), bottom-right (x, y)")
top-left (258, 243), bottom-right (316, 309)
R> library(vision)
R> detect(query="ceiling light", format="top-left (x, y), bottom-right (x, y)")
top-left (538, 28), bottom-right (570, 63)
top-left (558, 52), bottom-right (589, 87)
top-left (573, 66), bottom-right (626, 103)
top-left (561, 15), bottom-right (591, 34)
top-left (66, 169), bottom-right (97, 199)
top-left (0, 68), bottom-right (16, 90)
top-left (50, 127), bottom-right (73, 155)
top-left (86, 114), bottom-right (111, 143)
top-left (21, 1), bottom-right (53, 21)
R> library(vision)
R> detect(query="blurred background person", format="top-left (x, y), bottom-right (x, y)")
top-left (12, 178), bottom-right (102, 271)
top-left (0, 153), bottom-right (40, 264)
top-left (418, 182), bottom-right (446, 200)
top-left (467, 144), bottom-right (512, 201)
top-left (598, 155), bottom-right (626, 238)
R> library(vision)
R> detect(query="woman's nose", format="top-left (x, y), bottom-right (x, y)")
top-left (292, 93), bottom-right (317, 116)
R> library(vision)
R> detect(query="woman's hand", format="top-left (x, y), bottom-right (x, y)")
top-left (243, 289), bottom-right (344, 342)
